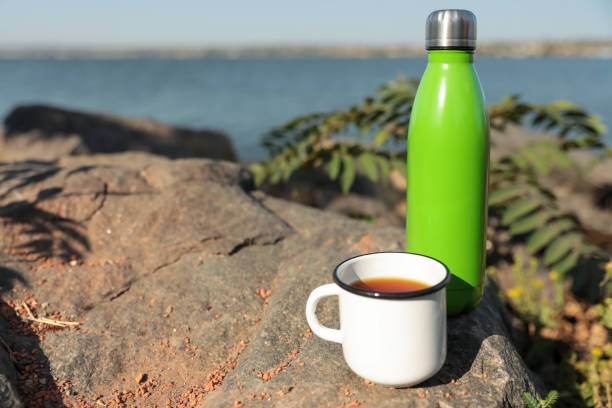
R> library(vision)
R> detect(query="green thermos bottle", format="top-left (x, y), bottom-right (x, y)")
top-left (406, 9), bottom-right (489, 316)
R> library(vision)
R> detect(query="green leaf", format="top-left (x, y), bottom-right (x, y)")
top-left (510, 153), bottom-right (529, 170)
top-left (501, 198), bottom-right (541, 225)
top-left (340, 154), bottom-right (355, 193)
top-left (548, 145), bottom-right (572, 167)
top-left (326, 153), bottom-right (341, 180)
top-left (526, 218), bottom-right (575, 253)
top-left (358, 152), bottom-right (378, 182)
top-left (268, 167), bottom-right (282, 184)
top-left (522, 392), bottom-right (540, 408)
top-left (373, 129), bottom-right (391, 146)
top-left (376, 156), bottom-right (390, 183)
top-left (510, 210), bottom-right (558, 234)
top-left (551, 249), bottom-right (580, 275)
top-left (521, 145), bottom-right (550, 174)
top-left (543, 233), bottom-right (581, 265)
top-left (543, 390), bottom-right (559, 407)
top-left (489, 184), bottom-right (529, 206)
top-left (250, 163), bottom-right (267, 186)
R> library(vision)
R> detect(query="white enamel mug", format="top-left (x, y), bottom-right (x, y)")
top-left (305, 252), bottom-right (451, 387)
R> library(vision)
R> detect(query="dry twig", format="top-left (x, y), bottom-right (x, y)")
top-left (21, 302), bottom-right (80, 328)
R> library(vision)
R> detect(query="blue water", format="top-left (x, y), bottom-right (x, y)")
top-left (0, 57), bottom-right (610, 161)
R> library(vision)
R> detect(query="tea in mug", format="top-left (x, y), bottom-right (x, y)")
top-left (350, 277), bottom-right (429, 293)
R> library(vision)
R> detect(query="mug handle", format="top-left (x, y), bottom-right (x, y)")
top-left (305, 283), bottom-right (343, 344)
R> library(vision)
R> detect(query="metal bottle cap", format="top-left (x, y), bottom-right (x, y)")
top-left (426, 9), bottom-right (477, 50)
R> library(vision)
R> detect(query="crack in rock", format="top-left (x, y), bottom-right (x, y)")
top-left (80, 182), bottom-right (107, 222)
top-left (228, 236), bottom-right (284, 256)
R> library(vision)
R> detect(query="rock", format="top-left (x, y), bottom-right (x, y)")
top-left (325, 193), bottom-right (403, 227)
top-left (0, 153), bottom-right (541, 407)
top-left (2, 104), bottom-right (237, 161)
top-left (0, 334), bottom-right (22, 408)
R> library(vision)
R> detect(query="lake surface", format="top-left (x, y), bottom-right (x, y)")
top-left (0, 57), bottom-right (610, 161)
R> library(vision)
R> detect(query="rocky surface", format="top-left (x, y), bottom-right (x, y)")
top-left (0, 345), bottom-right (21, 408)
top-left (0, 153), bottom-right (541, 407)
top-left (2, 105), bottom-right (236, 161)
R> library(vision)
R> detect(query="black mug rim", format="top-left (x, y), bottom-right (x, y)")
top-left (332, 251), bottom-right (451, 299)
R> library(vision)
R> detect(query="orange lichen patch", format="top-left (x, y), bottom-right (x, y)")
top-left (353, 234), bottom-right (378, 255)
top-left (445, 392), bottom-right (452, 399)
top-left (482, 373), bottom-right (487, 380)
top-left (343, 386), bottom-right (355, 396)
top-left (362, 379), bottom-right (374, 386)
top-left (418, 393), bottom-right (426, 398)
top-left (461, 390), bottom-right (467, 396)
top-left (234, 401), bottom-right (245, 407)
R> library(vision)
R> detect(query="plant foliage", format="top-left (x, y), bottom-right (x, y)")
top-left (253, 77), bottom-right (610, 276)
top-left (522, 390), bottom-right (560, 408)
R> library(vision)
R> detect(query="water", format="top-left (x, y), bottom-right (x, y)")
top-left (0, 57), bottom-right (610, 161)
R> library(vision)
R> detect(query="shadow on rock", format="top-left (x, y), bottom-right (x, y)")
top-left (0, 266), bottom-right (66, 407)
top-left (0, 161), bottom-right (89, 262)
top-left (0, 161), bottom-right (89, 406)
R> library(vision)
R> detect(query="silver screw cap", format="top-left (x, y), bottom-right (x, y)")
top-left (426, 9), bottom-right (477, 50)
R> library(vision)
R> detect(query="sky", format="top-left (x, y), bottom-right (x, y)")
top-left (0, 0), bottom-right (611, 48)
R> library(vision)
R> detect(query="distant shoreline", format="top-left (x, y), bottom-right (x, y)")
top-left (1, 41), bottom-right (611, 59)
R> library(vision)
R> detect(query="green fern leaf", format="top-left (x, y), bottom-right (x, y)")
top-left (373, 129), bottom-right (391, 146)
top-left (250, 163), bottom-right (267, 186)
top-left (543, 390), bottom-right (559, 407)
top-left (551, 249), bottom-right (580, 275)
top-left (522, 392), bottom-right (540, 408)
top-left (376, 156), bottom-right (390, 183)
top-left (521, 145), bottom-right (550, 174)
top-left (526, 218), bottom-right (575, 254)
top-left (358, 152), bottom-right (378, 182)
top-left (268, 167), bottom-right (282, 184)
top-left (543, 233), bottom-right (581, 265)
top-left (510, 210), bottom-right (556, 234)
top-left (489, 184), bottom-right (530, 206)
top-left (340, 154), bottom-right (355, 193)
top-left (501, 198), bottom-right (541, 225)
top-left (326, 153), bottom-right (341, 180)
